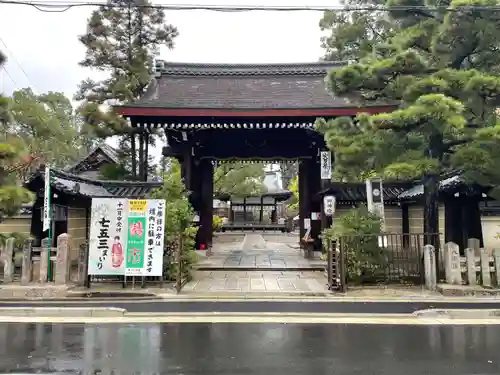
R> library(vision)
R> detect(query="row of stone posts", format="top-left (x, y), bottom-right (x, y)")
top-left (423, 238), bottom-right (500, 290)
top-left (1, 233), bottom-right (71, 285)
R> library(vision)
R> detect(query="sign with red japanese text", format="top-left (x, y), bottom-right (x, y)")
top-left (88, 198), bottom-right (165, 276)
top-left (88, 198), bottom-right (128, 275)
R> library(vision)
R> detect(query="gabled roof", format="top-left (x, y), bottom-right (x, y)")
top-left (25, 168), bottom-right (162, 199)
top-left (67, 143), bottom-right (120, 175)
top-left (121, 61), bottom-right (365, 110)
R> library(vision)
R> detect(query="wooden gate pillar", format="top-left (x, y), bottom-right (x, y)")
top-left (181, 147), bottom-right (204, 249)
top-left (198, 159), bottom-right (214, 250)
top-left (298, 160), bottom-right (311, 243)
top-left (307, 157), bottom-right (322, 250)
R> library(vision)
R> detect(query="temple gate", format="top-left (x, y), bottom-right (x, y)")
top-left (117, 62), bottom-right (393, 252)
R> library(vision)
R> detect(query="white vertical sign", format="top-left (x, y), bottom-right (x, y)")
top-left (320, 151), bottom-right (332, 180)
top-left (42, 165), bottom-right (51, 232)
top-left (366, 178), bottom-right (386, 231)
top-left (88, 198), bottom-right (128, 275)
top-left (144, 199), bottom-right (165, 276)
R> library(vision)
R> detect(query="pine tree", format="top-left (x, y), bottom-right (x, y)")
top-left (317, 0), bottom-right (500, 236)
top-left (320, 0), bottom-right (396, 62)
top-left (75, 0), bottom-right (178, 180)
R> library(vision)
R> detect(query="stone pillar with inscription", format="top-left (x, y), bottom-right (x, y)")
top-left (2, 237), bottom-right (14, 283)
top-left (39, 237), bottom-right (50, 283)
top-left (20, 238), bottom-right (34, 285)
top-left (479, 247), bottom-right (491, 287)
top-left (465, 246), bottom-right (477, 286)
top-left (78, 242), bottom-right (88, 285)
top-left (444, 242), bottom-right (462, 284)
top-left (493, 249), bottom-right (500, 287)
top-left (55, 233), bottom-right (71, 285)
top-left (423, 244), bottom-right (437, 290)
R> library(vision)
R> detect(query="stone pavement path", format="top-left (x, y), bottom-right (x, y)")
top-left (197, 232), bottom-right (325, 270)
top-left (184, 270), bottom-right (329, 294)
top-left (197, 249), bottom-right (325, 270)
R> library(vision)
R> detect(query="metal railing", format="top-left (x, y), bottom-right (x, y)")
top-left (327, 233), bottom-right (441, 288)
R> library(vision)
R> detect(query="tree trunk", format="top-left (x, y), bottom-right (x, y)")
top-left (144, 133), bottom-right (149, 181)
top-left (130, 132), bottom-right (137, 178)
top-left (138, 132), bottom-right (144, 180)
top-left (423, 173), bottom-right (439, 237)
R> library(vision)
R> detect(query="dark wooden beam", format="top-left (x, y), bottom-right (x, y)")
top-left (118, 105), bottom-right (396, 118)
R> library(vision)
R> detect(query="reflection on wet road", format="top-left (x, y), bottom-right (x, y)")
top-left (0, 323), bottom-right (499, 374)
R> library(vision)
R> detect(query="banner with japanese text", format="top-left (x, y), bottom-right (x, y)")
top-left (88, 198), bottom-right (165, 276)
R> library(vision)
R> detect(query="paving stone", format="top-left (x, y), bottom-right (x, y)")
top-left (277, 279), bottom-right (296, 291)
top-left (263, 278), bottom-right (280, 291)
top-left (225, 278), bottom-right (239, 290)
top-left (250, 278), bottom-right (266, 291)
top-left (292, 279), bottom-right (311, 292)
top-left (208, 279), bottom-right (227, 291)
top-left (192, 280), bottom-right (211, 291)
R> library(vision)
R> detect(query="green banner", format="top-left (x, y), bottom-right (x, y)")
top-left (126, 217), bottom-right (146, 270)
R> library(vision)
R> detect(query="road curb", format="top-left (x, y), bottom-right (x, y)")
top-left (413, 308), bottom-right (500, 319)
top-left (0, 307), bottom-right (127, 317)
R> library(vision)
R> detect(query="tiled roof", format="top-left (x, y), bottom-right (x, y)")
top-left (67, 143), bottom-right (120, 175)
top-left (130, 61), bottom-right (365, 110)
top-left (26, 169), bottom-right (162, 199)
top-left (398, 175), bottom-right (487, 199)
top-left (320, 182), bottom-right (412, 203)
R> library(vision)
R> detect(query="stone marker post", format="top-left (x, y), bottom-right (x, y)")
top-left (77, 243), bottom-right (87, 285)
top-left (2, 237), bottom-right (15, 283)
top-left (493, 249), bottom-right (500, 287)
top-left (423, 244), bottom-right (437, 290)
top-left (55, 233), bottom-right (71, 285)
top-left (39, 237), bottom-right (50, 283)
top-left (468, 238), bottom-right (480, 256)
top-left (444, 242), bottom-right (462, 284)
top-left (465, 247), bottom-right (477, 286)
top-left (479, 247), bottom-right (492, 287)
top-left (20, 238), bottom-right (34, 285)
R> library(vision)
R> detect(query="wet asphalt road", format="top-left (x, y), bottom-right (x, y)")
top-left (2, 300), bottom-right (500, 313)
top-left (0, 323), bottom-right (500, 374)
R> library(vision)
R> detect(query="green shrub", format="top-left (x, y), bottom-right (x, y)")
top-left (213, 215), bottom-right (223, 232)
top-left (322, 205), bottom-right (386, 282)
top-left (0, 232), bottom-right (29, 250)
top-left (151, 158), bottom-right (199, 281)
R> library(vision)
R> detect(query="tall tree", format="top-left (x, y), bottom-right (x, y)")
top-left (0, 54), bottom-right (33, 219)
top-left (8, 89), bottom-right (86, 168)
top-left (214, 162), bottom-right (266, 198)
top-left (279, 161), bottom-right (297, 192)
top-left (317, 0), bottom-right (500, 236)
top-left (76, 0), bottom-right (178, 180)
top-left (320, 0), bottom-right (396, 62)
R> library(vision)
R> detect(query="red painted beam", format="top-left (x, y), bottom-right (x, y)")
top-left (117, 105), bottom-right (396, 117)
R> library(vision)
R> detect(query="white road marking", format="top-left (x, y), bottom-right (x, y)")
top-left (0, 313), bottom-right (499, 325)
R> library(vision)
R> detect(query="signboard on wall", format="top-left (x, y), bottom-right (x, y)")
top-left (323, 195), bottom-right (336, 216)
top-left (366, 178), bottom-right (386, 231)
top-left (320, 151), bottom-right (332, 180)
top-left (88, 198), bottom-right (166, 276)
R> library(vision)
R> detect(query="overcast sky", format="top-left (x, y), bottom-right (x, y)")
top-left (0, 0), bottom-right (329, 162)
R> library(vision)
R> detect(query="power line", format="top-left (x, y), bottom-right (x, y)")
top-left (0, 37), bottom-right (36, 91)
top-left (1, 0), bottom-right (499, 12)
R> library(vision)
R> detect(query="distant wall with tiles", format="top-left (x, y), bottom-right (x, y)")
top-left (408, 204), bottom-right (445, 244)
top-left (67, 208), bottom-right (87, 262)
top-left (0, 215), bottom-right (31, 236)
